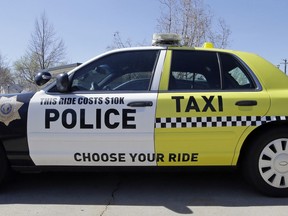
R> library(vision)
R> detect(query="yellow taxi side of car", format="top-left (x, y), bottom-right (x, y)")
top-left (155, 46), bottom-right (285, 165)
top-left (151, 34), bottom-right (288, 196)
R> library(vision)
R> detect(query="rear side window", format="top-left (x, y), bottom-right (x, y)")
top-left (169, 51), bottom-right (221, 90)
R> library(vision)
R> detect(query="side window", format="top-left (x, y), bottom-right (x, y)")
top-left (70, 50), bottom-right (159, 91)
top-left (169, 51), bottom-right (221, 90)
top-left (220, 53), bottom-right (255, 89)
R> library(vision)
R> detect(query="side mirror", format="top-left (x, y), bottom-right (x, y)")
top-left (56, 73), bottom-right (69, 93)
top-left (35, 71), bottom-right (52, 86)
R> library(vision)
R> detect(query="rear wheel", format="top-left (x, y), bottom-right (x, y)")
top-left (243, 128), bottom-right (288, 196)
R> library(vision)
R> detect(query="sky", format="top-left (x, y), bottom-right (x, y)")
top-left (0, 0), bottom-right (288, 72)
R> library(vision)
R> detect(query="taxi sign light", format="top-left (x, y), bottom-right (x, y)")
top-left (152, 33), bottom-right (181, 46)
top-left (202, 42), bottom-right (214, 48)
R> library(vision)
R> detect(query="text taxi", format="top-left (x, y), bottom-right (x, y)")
top-left (1, 33), bottom-right (288, 196)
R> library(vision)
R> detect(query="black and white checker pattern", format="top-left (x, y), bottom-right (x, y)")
top-left (155, 116), bottom-right (288, 128)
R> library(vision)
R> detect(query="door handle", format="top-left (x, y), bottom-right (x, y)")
top-left (127, 101), bottom-right (153, 107)
top-left (235, 100), bottom-right (257, 106)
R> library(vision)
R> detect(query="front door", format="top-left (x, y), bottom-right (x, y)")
top-left (27, 49), bottom-right (161, 166)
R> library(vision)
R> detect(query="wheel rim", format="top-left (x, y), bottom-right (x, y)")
top-left (259, 138), bottom-right (288, 188)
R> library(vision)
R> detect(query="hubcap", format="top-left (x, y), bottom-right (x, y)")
top-left (259, 138), bottom-right (288, 188)
top-left (274, 154), bottom-right (288, 173)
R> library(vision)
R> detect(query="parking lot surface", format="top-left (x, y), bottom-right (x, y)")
top-left (0, 171), bottom-right (288, 216)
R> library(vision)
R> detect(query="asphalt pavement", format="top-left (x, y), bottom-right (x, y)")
top-left (0, 170), bottom-right (287, 216)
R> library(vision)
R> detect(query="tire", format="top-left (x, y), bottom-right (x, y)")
top-left (0, 144), bottom-right (8, 185)
top-left (243, 128), bottom-right (288, 197)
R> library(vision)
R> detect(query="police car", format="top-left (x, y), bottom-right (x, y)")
top-left (1, 33), bottom-right (288, 196)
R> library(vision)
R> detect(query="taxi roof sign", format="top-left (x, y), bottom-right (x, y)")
top-left (152, 33), bottom-right (181, 46)
top-left (202, 42), bottom-right (214, 48)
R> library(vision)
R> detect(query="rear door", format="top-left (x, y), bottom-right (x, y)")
top-left (155, 50), bottom-right (270, 166)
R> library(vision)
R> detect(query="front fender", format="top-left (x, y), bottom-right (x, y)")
top-left (0, 92), bottom-right (36, 167)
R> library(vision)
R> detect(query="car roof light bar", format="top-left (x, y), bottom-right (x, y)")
top-left (152, 33), bottom-right (181, 46)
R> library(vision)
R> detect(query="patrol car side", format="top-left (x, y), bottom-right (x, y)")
top-left (1, 34), bottom-right (288, 196)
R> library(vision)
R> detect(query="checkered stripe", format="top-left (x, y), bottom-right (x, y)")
top-left (155, 116), bottom-right (288, 128)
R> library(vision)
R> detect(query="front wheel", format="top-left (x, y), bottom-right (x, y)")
top-left (243, 128), bottom-right (288, 196)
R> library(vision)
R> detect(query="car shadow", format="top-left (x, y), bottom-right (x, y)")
top-left (0, 170), bottom-right (287, 214)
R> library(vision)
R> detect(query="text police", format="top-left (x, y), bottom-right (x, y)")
top-left (45, 108), bottom-right (136, 129)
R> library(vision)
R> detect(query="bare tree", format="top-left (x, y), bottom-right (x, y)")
top-left (0, 54), bottom-right (14, 92)
top-left (14, 53), bottom-right (39, 89)
top-left (29, 12), bottom-right (66, 69)
top-left (157, 0), bottom-right (231, 48)
top-left (14, 12), bottom-right (66, 90)
top-left (210, 18), bottom-right (231, 48)
top-left (107, 32), bottom-right (133, 50)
